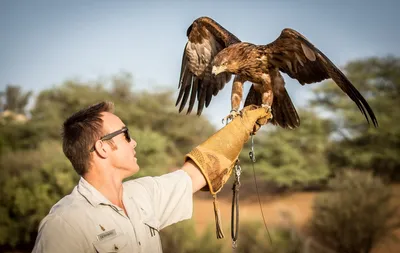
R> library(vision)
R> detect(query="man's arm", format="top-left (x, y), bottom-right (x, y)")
top-left (180, 105), bottom-right (271, 238)
top-left (182, 160), bottom-right (207, 193)
top-left (183, 105), bottom-right (271, 197)
top-left (128, 106), bottom-right (269, 233)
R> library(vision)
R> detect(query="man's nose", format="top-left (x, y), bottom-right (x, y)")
top-left (131, 139), bottom-right (137, 148)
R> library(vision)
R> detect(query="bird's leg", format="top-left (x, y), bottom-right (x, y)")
top-left (261, 90), bottom-right (273, 114)
top-left (260, 73), bottom-right (274, 118)
top-left (222, 77), bottom-right (244, 125)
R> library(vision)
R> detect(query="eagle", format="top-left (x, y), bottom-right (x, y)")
top-left (175, 16), bottom-right (378, 128)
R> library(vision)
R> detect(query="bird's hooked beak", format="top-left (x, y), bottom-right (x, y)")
top-left (212, 65), bottom-right (226, 76)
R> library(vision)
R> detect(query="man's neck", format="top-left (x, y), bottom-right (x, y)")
top-left (84, 169), bottom-right (125, 212)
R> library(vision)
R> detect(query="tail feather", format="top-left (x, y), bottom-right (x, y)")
top-left (244, 84), bottom-right (262, 107)
top-left (244, 85), bottom-right (300, 129)
top-left (272, 89), bottom-right (300, 129)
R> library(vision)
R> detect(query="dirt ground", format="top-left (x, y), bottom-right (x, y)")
top-left (191, 185), bottom-right (400, 253)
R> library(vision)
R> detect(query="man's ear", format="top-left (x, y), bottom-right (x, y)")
top-left (94, 140), bottom-right (108, 158)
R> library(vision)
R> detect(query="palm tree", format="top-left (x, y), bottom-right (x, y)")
top-left (1, 85), bottom-right (32, 114)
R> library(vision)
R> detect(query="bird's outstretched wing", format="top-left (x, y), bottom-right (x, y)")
top-left (176, 16), bottom-right (241, 115)
top-left (265, 28), bottom-right (378, 127)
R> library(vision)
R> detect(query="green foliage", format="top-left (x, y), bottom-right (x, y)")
top-left (126, 126), bottom-right (179, 178)
top-left (233, 221), bottom-right (269, 253)
top-left (239, 109), bottom-right (333, 188)
top-left (124, 90), bottom-right (215, 155)
top-left (28, 73), bottom-right (214, 153)
top-left (1, 55), bottom-right (398, 251)
top-left (160, 218), bottom-right (306, 253)
top-left (0, 85), bottom-right (32, 114)
top-left (227, 217), bottom-right (306, 253)
top-left (0, 140), bottom-right (77, 248)
top-left (0, 123), bottom-right (43, 153)
top-left (311, 56), bottom-right (400, 180)
top-left (30, 79), bottom-right (113, 139)
top-left (308, 170), bottom-right (400, 253)
top-left (0, 73), bottom-right (216, 251)
top-left (264, 212), bottom-right (305, 253)
top-left (160, 220), bottom-right (224, 253)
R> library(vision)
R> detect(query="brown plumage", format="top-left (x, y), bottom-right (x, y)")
top-left (176, 16), bottom-right (241, 116)
top-left (176, 17), bottom-right (379, 129)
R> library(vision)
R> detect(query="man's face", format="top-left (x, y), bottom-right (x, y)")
top-left (100, 112), bottom-right (139, 178)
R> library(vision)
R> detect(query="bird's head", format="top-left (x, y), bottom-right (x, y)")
top-left (211, 45), bottom-right (243, 76)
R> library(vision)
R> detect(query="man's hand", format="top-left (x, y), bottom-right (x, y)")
top-left (185, 104), bottom-right (272, 195)
top-left (239, 104), bottom-right (272, 134)
top-left (184, 104), bottom-right (272, 238)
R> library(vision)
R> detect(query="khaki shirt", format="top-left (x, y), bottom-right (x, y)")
top-left (32, 170), bottom-right (193, 253)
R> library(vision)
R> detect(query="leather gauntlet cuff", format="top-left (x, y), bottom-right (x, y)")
top-left (184, 105), bottom-right (272, 239)
top-left (185, 146), bottom-right (238, 195)
top-left (185, 147), bottom-right (238, 239)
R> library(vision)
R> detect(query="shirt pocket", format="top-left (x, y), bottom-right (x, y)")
top-left (93, 233), bottom-right (130, 253)
top-left (143, 218), bottom-right (162, 252)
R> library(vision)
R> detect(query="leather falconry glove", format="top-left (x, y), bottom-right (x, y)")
top-left (185, 105), bottom-right (272, 239)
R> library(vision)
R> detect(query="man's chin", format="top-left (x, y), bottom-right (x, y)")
top-left (122, 165), bottom-right (140, 180)
top-left (131, 165), bottom-right (140, 175)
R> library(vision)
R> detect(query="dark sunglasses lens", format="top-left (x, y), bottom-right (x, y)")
top-left (125, 129), bottom-right (131, 142)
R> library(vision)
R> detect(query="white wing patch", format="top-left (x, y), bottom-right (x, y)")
top-left (185, 34), bottom-right (220, 77)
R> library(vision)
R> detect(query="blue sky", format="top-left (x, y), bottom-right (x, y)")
top-left (1, 0), bottom-right (399, 126)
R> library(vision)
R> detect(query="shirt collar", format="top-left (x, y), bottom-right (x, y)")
top-left (77, 177), bottom-right (114, 207)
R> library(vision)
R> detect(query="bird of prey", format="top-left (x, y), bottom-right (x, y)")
top-left (176, 16), bottom-right (378, 128)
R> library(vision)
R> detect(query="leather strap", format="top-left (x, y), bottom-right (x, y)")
top-left (231, 160), bottom-right (241, 248)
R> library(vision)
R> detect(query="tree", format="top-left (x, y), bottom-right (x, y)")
top-left (0, 85), bottom-right (32, 114)
top-left (0, 141), bottom-right (78, 250)
top-left (311, 56), bottom-right (400, 180)
top-left (126, 126), bottom-right (179, 178)
top-left (237, 109), bottom-right (334, 190)
top-left (0, 85), bottom-right (36, 153)
top-left (29, 79), bottom-right (113, 139)
top-left (307, 170), bottom-right (400, 253)
top-left (29, 73), bottom-right (215, 155)
top-left (160, 220), bottom-right (224, 253)
top-left (0, 73), bottom-right (217, 251)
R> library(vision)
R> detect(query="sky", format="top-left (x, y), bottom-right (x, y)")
top-left (1, 0), bottom-right (399, 127)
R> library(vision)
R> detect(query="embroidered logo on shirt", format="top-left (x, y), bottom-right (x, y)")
top-left (97, 229), bottom-right (117, 241)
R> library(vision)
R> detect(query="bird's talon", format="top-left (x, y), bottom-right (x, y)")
top-left (261, 104), bottom-right (273, 119)
top-left (261, 104), bottom-right (271, 111)
top-left (222, 110), bottom-right (240, 125)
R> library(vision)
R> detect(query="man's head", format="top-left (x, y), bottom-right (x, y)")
top-left (62, 101), bottom-right (139, 178)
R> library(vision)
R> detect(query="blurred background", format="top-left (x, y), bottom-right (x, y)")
top-left (1, 0), bottom-right (399, 252)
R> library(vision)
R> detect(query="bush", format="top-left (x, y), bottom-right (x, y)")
top-left (307, 170), bottom-right (400, 253)
top-left (0, 140), bottom-right (78, 250)
top-left (160, 217), bottom-right (307, 253)
top-left (232, 211), bottom-right (308, 253)
top-left (160, 220), bottom-right (224, 253)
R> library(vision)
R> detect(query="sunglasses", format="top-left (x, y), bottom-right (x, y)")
top-left (90, 126), bottom-right (131, 152)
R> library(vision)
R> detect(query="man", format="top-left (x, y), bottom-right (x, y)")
top-left (32, 101), bottom-right (271, 252)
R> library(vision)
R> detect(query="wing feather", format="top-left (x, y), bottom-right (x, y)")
top-left (176, 17), bottom-right (240, 115)
top-left (266, 28), bottom-right (378, 127)
top-left (187, 78), bottom-right (198, 114)
top-left (176, 62), bottom-right (192, 108)
top-left (205, 85), bottom-right (214, 108)
top-left (178, 82), bottom-right (191, 113)
top-left (197, 83), bottom-right (207, 116)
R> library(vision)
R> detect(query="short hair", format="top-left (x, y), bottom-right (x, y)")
top-left (62, 101), bottom-right (114, 175)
